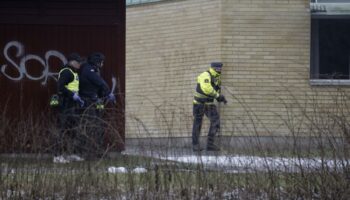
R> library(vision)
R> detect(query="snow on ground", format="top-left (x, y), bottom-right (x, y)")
top-left (108, 166), bottom-right (128, 173)
top-left (123, 148), bottom-right (349, 173)
top-left (107, 166), bottom-right (148, 174)
top-left (163, 155), bottom-right (346, 172)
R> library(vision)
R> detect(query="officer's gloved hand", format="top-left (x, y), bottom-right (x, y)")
top-left (216, 94), bottom-right (227, 104)
top-left (107, 93), bottom-right (116, 102)
top-left (78, 99), bottom-right (85, 107)
top-left (72, 92), bottom-right (81, 101)
top-left (73, 92), bottom-right (85, 107)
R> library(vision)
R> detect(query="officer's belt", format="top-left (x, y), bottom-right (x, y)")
top-left (194, 92), bottom-right (214, 104)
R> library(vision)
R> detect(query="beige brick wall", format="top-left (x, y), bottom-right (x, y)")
top-left (220, 0), bottom-right (350, 137)
top-left (126, 0), bottom-right (350, 139)
top-left (126, 0), bottom-right (222, 138)
top-left (221, 0), bottom-right (311, 136)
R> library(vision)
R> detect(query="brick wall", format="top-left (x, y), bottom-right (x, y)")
top-left (126, 0), bottom-right (350, 139)
top-left (220, 0), bottom-right (349, 137)
top-left (221, 0), bottom-right (311, 136)
top-left (126, 0), bottom-right (222, 138)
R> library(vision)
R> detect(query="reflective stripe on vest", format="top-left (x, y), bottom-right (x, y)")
top-left (194, 91), bottom-right (214, 103)
top-left (58, 68), bottom-right (79, 92)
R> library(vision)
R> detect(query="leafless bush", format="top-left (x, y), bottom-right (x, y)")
top-left (1, 88), bottom-right (350, 199)
top-left (0, 99), bottom-right (124, 156)
top-left (123, 86), bottom-right (350, 199)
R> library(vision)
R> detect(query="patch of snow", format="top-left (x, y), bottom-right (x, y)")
top-left (107, 166), bottom-right (148, 174)
top-left (162, 155), bottom-right (346, 172)
top-left (132, 167), bottom-right (147, 173)
top-left (66, 154), bottom-right (84, 162)
top-left (123, 149), bottom-right (349, 173)
top-left (53, 155), bottom-right (70, 164)
top-left (108, 167), bottom-right (127, 173)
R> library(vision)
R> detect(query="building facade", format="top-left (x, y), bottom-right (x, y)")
top-left (0, 0), bottom-right (125, 152)
top-left (126, 0), bottom-right (350, 144)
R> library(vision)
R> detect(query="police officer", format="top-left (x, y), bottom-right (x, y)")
top-left (79, 52), bottom-right (115, 104)
top-left (54, 53), bottom-right (84, 162)
top-left (192, 62), bottom-right (227, 152)
top-left (78, 52), bottom-right (115, 157)
top-left (58, 53), bottom-right (84, 108)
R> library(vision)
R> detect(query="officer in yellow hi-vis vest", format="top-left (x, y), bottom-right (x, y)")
top-left (192, 62), bottom-right (227, 152)
top-left (53, 53), bottom-right (84, 163)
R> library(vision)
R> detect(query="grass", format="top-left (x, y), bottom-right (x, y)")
top-left (1, 152), bottom-right (349, 199)
top-left (1, 154), bottom-right (152, 199)
top-left (1, 88), bottom-right (350, 199)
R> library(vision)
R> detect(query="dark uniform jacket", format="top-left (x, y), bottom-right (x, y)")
top-left (79, 63), bottom-right (110, 101)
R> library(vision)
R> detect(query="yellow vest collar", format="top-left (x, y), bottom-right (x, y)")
top-left (209, 67), bottom-right (220, 77)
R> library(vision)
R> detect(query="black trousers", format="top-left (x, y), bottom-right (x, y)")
top-left (79, 98), bottom-right (105, 157)
top-left (54, 98), bottom-right (81, 155)
top-left (192, 103), bottom-right (220, 146)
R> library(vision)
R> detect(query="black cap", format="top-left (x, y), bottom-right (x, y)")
top-left (88, 52), bottom-right (105, 66)
top-left (67, 53), bottom-right (83, 62)
top-left (211, 62), bottom-right (223, 68)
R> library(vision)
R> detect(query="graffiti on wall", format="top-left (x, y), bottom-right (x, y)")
top-left (0, 41), bottom-right (117, 92)
top-left (0, 41), bottom-right (66, 85)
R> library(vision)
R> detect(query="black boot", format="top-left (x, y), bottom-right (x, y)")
top-left (192, 144), bottom-right (204, 152)
top-left (206, 143), bottom-right (220, 151)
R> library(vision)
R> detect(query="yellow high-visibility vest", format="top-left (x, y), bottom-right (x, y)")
top-left (193, 67), bottom-right (221, 104)
top-left (58, 68), bottom-right (79, 92)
